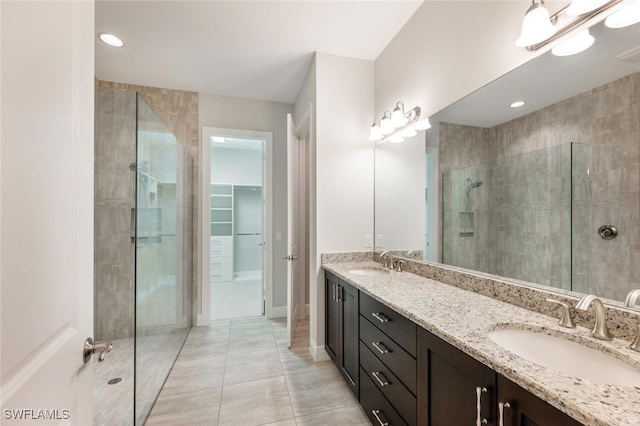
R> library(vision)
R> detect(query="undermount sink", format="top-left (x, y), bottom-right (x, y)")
top-left (488, 328), bottom-right (640, 387)
top-left (348, 267), bottom-right (391, 277)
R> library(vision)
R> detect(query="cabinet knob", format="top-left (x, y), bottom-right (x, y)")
top-left (371, 371), bottom-right (390, 387)
top-left (371, 312), bottom-right (390, 323)
top-left (371, 409), bottom-right (389, 426)
top-left (476, 386), bottom-right (488, 426)
top-left (371, 341), bottom-right (390, 355)
top-left (498, 401), bottom-right (511, 426)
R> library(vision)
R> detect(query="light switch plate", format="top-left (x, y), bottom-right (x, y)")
top-left (365, 234), bottom-right (373, 249)
top-left (375, 234), bottom-right (383, 249)
top-left (275, 232), bottom-right (282, 242)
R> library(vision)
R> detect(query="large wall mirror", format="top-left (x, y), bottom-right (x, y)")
top-left (374, 18), bottom-right (640, 305)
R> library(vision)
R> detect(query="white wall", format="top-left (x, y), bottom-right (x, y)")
top-left (199, 94), bottom-right (293, 309)
top-left (310, 52), bottom-right (375, 357)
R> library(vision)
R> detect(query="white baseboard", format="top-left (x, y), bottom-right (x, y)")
top-left (267, 306), bottom-right (287, 318)
top-left (309, 338), bottom-right (331, 362)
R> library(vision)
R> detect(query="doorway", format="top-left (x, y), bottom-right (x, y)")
top-left (201, 128), bottom-right (273, 322)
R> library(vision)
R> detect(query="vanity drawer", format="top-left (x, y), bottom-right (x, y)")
top-left (360, 292), bottom-right (417, 357)
top-left (360, 341), bottom-right (417, 425)
top-left (360, 316), bottom-right (417, 395)
top-left (360, 367), bottom-right (408, 426)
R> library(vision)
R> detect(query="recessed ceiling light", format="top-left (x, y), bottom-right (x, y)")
top-left (98, 33), bottom-right (124, 48)
top-left (510, 101), bottom-right (526, 108)
top-left (211, 136), bottom-right (226, 144)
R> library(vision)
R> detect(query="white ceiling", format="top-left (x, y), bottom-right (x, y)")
top-left (95, 0), bottom-right (423, 104)
top-left (432, 19), bottom-right (640, 128)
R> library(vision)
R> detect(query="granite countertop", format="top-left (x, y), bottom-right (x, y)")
top-left (323, 261), bottom-right (640, 426)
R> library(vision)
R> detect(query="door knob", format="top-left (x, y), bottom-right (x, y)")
top-left (282, 255), bottom-right (298, 261)
top-left (83, 337), bottom-right (112, 363)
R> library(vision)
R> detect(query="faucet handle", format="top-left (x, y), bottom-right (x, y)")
top-left (546, 298), bottom-right (576, 329)
top-left (625, 289), bottom-right (640, 308)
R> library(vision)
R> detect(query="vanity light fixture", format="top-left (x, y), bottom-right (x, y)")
top-left (516, 0), bottom-right (622, 51)
top-left (551, 28), bottom-right (595, 56)
top-left (516, 0), bottom-right (557, 47)
top-left (414, 117), bottom-right (432, 130)
top-left (98, 32), bottom-right (124, 48)
top-left (510, 101), bottom-right (526, 108)
top-left (566, 0), bottom-right (610, 16)
top-left (369, 102), bottom-right (424, 143)
top-left (605, 0), bottom-right (640, 28)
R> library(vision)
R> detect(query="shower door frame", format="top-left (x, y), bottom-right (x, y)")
top-left (199, 127), bottom-right (274, 324)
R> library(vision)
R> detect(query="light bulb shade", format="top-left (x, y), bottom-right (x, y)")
top-left (605, 0), bottom-right (640, 28)
top-left (369, 123), bottom-right (383, 141)
top-left (380, 115), bottom-right (394, 135)
top-left (414, 118), bottom-right (431, 130)
top-left (566, 0), bottom-right (610, 16)
top-left (389, 134), bottom-right (404, 143)
top-left (391, 103), bottom-right (408, 127)
top-left (551, 29), bottom-right (595, 56)
top-left (516, 2), bottom-right (557, 47)
top-left (401, 127), bottom-right (418, 138)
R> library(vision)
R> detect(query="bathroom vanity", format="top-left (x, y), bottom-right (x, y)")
top-left (323, 258), bottom-right (640, 426)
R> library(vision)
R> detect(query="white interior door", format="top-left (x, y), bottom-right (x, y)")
top-left (286, 114), bottom-right (301, 347)
top-left (1, 1), bottom-right (95, 423)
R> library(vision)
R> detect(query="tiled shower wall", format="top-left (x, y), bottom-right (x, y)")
top-left (442, 144), bottom-right (575, 290)
top-left (439, 72), bottom-right (640, 301)
top-left (94, 82), bottom-right (199, 340)
top-left (94, 87), bottom-right (136, 340)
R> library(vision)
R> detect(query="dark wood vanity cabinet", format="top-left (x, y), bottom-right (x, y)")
top-left (417, 327), bottom-right (495, 425)
top-left (324, 271), bottom-right (585, 426)
top-left (417, 328), bottom-right (584, 426)
top-left (497, 375), bottom-right (583, 426)
top-left (325, 271), bottom-right (359, 397)
top-left (359, 292), bottom-right (417, 426)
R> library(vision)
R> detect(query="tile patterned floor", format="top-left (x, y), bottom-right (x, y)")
top-left (146, 317), bottom-right (370, 425)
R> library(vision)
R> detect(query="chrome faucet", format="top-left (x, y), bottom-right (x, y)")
top-left (379, 251), bottom-right (390, 268)
top-left (575, 295), bottom-right (613, 341)
top-left (624, 289), bottom-right (640, 352)
top-left (625, 289), bottom-right (640, 308)
top-left (546, 298), bottom-right (575, 328)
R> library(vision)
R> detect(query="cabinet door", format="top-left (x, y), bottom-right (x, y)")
top-left (340, 281), bottom-right (359, 397)
top-left (418, 328), bottom-right (495, 426)
top-left (325, 272), bottom-right (340, 363)
top-left (497, 375), bottom-right (583, 426)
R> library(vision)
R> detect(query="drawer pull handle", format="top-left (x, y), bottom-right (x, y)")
top-left (371, 409), bottom-right (389, 426)
top-left (498, 401), bottom-right (511, 426)
top-left (372, 312), bottom-right (390, 323)
top-left (476, 386), bottom-right (488, 426)
top-left (371, 341), bottom-right (390, 355)
top-left (371, 371), bottom-right (389, 387)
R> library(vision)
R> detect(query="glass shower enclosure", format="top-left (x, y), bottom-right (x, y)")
top-left (94, 87), bottom-right (192, 425)
top-left (442, 142), bottom-right (589, 293)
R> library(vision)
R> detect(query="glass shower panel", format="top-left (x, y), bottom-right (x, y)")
top-left (442, 143), bottom-right (573, 291)
top-left (571, 143), bottom-right (591, 294)
top-left (135, 94), bottom-right (192, 425)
